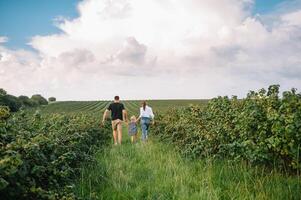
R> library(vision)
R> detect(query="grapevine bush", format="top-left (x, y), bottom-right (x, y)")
top-left (153, 85), bottom-right (301, 171)
top-left (0, 110), bottom-right (111, 199)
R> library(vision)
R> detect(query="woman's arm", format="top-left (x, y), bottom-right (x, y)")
top-left (149, 107), bottom-right (154, 119)
top-left (149, 107), bottom-right (155, 125)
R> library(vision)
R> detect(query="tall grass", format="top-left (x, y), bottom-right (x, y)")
top-left (74, 131), bottom-right (300, 200)
top-left (76, 146), bottom-right (301, 199)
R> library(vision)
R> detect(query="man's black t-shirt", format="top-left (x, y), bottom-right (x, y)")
top-left (107, 102), bottom-right (125, 120)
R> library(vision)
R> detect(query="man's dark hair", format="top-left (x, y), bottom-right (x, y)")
top-left (114, 96), bottom-right (120, 101)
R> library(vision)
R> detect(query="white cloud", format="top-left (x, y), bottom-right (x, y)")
top-left (116, 37), bottom-right (147, 65)
top-left (281, 10), bottom-right (301, 26)
top-left (0, 36), bottom-right (8, 43)
top-left (0, 0), bottom-right (301, 100)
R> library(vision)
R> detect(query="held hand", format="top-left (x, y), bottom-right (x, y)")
top-left (152, 121), bottom-right (155, 125)
top-left (101, 120), bottom-right (105, 126)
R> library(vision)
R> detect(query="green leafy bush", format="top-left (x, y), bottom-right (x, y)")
top-left (0, 106), bottom-right (10, 120)
top-left (0, 110), bottom-right (111, 199)
top-left (153, 85), bottom-right (301, 171)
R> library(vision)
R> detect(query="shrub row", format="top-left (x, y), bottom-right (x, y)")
top-left (0, 107), bottom-right (111, 199)
top-left (153, 85), bottom-right (301, 172)
top-left (0, 88), bottom-right (50, 112)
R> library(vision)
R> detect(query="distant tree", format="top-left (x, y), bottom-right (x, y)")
top-left (0, 95), bottom-right (22, 112)
top-left (0, 88), bottom-right (7, 96)
top-left (19, 95), bottom-right (37, 107)
top-left (31, 94), bottom-right (48, 105)
top-left (48, 97), bottom-right (56, 102)
top-left (0, 89), bottom-right (49, 112)
top-left (0, 89), bottom-right (22, 112)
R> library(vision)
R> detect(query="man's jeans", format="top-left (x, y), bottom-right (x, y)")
top-left (141, 117), bottom-right (151, 141)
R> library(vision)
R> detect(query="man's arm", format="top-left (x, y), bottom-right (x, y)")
top-left (122, 109), bottom-right (128, 123)
top-left (102, 109), bottom-right (109, 125)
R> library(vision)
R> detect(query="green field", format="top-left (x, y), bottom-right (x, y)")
top-left (41, 99), bottom-right (208, 116)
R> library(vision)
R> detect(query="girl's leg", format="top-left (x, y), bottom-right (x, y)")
top-left (132, 134), bottom-right (136, 143)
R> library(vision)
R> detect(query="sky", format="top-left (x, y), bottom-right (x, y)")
top-left (0, 0), bottom-right (301, 100)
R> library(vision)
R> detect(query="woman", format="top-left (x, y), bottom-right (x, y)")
top-left (137, 101), bottom-right (154, 142)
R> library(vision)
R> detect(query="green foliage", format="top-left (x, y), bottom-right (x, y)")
top-left (153, 85), bottom-right (301, 172)
top-left (31, 94), bottom-right (48, 105)
top-left (0, 89), bottom-right (44, 112)
top-left (0, 106), bottom-right (10, 120)
top-left (0, 88), bottom-right (7, 96)
top-left (18, 95), bottom-right (38, 107)
top-left (48, 97), bottom-right (56, 102)
top-left (0, 111), bottom-right (111, 199)
top-left (0, 94), bottom-right (22, 112)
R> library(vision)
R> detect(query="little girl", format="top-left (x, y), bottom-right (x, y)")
top-left (128, 115), bottom-right (138, 144)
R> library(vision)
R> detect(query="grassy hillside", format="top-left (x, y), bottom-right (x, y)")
top-left (40, 99), bottom-right (208, 116)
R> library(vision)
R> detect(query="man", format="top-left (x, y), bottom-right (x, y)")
top-left (102, 96), bottom-right (127, 145)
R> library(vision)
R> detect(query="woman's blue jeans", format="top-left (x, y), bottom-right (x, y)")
top-left (141, 117), bottom-right (151, 141)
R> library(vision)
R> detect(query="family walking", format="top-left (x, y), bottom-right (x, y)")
top-left (102, 96), bottom-right (155, 145)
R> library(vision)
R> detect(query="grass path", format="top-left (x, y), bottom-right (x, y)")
top-left (75, 127), bottom-right (301, 200)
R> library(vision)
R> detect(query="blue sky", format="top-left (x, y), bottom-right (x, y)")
top-left (0, 0), bottom-right (79, 49)
top-left (0, 0), bottom-right (293, 50)
top-left (254, 0), bottom-right (286, 13)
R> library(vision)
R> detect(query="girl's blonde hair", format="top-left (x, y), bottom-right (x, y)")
top-left (130, 115), bottom-right (136, 121)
